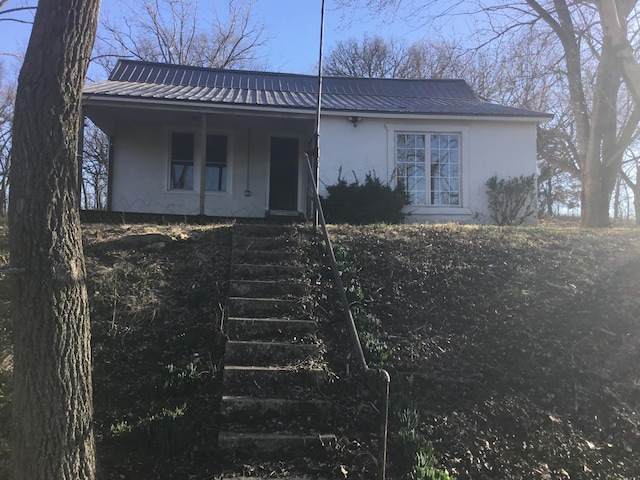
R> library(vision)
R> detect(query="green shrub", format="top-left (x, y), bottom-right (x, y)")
top-left (321, 170), bottom-right (410, 224)
top-left (485, 174), bottom-right (537, 226)
top-left (391, 406), bottom-right (454, 479)
top-left (163, 362), bottom-right (207, 394)
top-left (110, 403), bottom-right (189, 454)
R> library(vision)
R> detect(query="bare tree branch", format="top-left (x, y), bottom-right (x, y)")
top-left (95, 0), bottom-right (268, 71)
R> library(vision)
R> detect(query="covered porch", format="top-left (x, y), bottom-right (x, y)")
top-left (83, 99), bottom-right (318, 219)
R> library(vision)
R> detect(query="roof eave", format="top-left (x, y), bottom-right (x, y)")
top-left (82, 94), bottom-right (317, 118)
top-left (323, 109), bottom-right (553, 123)
top-left (82, 93), bottom-right (553, 123)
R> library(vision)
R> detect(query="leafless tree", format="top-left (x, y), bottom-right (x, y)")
top-left (0, 3), bottom-right (36, 26)
top-left (87, 0), bottom-right (269, 209)
top-left (94, 0), bottom-right (268, 76)
top-left (0, 61), bottom-right (13, 214)
top-left (82, 121), bottom-right (109, 210)
top-left (324, 34), bottom-right (426, 78)
top-left (7, 0), bottom-right (100, 478)
top-left (620, 153), bottom-right (640, 224)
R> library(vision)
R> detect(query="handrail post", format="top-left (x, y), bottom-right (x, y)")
top-left (378, 369), bottom-right (390, 480)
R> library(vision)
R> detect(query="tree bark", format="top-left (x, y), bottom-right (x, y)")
top-left (527, 0), bottom-right (638, 227)
top-left (8, 0), bottom-right (101, 479)
top-left (599, 0), bottom-right (640, 105)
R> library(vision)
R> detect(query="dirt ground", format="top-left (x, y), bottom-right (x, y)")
top-left (1, 221), bottom-right (639, 479)
top-left (329, 224), bottom-right (640, 479)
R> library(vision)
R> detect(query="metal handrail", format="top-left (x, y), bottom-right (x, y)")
top-left (304, 153), bottom-right (389, 480)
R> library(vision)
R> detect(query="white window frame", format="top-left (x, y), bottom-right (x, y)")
top-left (168, 131), bottom-right (196, 191)
top-left (166, 129), bottom-right (233, 195)
top-left (204, 131), bottom-right (232, 195)
top-left (386, 124), bottom-right (471, 214)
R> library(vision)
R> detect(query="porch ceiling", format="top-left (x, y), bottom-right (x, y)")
top-left (84, 101), bottom-right (316, 136)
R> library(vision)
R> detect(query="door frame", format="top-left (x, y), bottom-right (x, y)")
top-left (267, 135), bottom-right (302, 213)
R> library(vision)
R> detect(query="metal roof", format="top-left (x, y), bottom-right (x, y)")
top-left (83, 59), bottom-right (551, 119)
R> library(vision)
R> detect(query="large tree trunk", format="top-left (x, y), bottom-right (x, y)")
top-left (526, 0), bottom-right (639, 227)
top-left (635, 188), bottom-right (640, 226)
top-left (8, 1), bottom-right (101, 479)
top-left (581, 164), bottom-right (613, 227)
top-left (599, 0), bottom-right (640, 105)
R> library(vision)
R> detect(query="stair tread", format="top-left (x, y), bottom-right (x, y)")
top-left (221, 394), bottom-right (330, 403)
top-left (229, 296), bottom-right (298, 301)
top-left (221, 226), bottom-right (348, 470)
top-left (224, 365), bottom-right (324, 372)
top-left (231, 279), bottom-right (304, 284)
top-left (218, 431), bottom-right (337, 441)
top-left (226, 340), bottom-right (318, 346)
top-left (228, 316), bottom-right (315, 323)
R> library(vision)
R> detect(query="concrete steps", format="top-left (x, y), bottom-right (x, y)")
top-left (227, 296), bottom-right (306, 317)
top-left (225, 340), bottom-right (320, 366)
top-left (226, 317), bottom-right (317, 341)
top-left (229, 279), bottom-right (307, 297)
top-left (219, 223), bottom-right (337, 463)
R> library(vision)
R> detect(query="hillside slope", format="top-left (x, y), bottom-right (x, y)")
top-left (0, 222), bottom-right (639, 479)
top-left (329, 223), bottom-right (640, 479)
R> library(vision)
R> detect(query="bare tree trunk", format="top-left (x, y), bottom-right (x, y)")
top-left (614, 175), bottom-right (621, 223)
top-left (8, 0), bottom-right (101, 479)
top-left (599, 0), bottom-right (640, 104)
top-left (525, 0), bottom-right (637, 227)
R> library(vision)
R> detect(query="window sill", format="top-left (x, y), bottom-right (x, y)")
top-left (165, 190), bottom-right (230, 195)
top-left (167, 189), bottom-right (196, 194)
top-left (406, 206), bottom-right (473, 216)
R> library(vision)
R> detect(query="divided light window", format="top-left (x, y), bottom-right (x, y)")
top-left (170, 132), bottom-right (194, 190)
top-left (205, 135), bottom-right (227, 192)
top-left (396, 133), bottom-right (460, 206)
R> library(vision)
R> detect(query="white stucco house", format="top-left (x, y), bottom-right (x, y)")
top-left (82, 59), bottom-right (551, 224)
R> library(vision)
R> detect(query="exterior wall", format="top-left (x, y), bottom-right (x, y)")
top-left (108, 113), bottom-right (539, 224)
top-left (109, 121), bottom-right (310, 218)
top-left (319, 115), bottom-right (539, 225)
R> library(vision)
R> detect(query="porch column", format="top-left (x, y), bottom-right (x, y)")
top-left (199, 113), bottom-right (207, 216)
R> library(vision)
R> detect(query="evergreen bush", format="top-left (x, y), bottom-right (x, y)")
top-left (321, 169), bottom-right (410, 224)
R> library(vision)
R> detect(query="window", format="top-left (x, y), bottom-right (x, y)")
top-left (170, 132), bottom-right (194, 190)
top-left (205, 134), bottom-right (227, 192)
top-left (396, 133), bottom-right (460, 206)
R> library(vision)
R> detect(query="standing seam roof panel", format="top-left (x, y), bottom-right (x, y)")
top-left (86, 59), bottom-right (552, 118)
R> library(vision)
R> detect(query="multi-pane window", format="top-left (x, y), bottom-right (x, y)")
top-left (396, 133), bottom-right (460, 206)
top-left (205, 134), bottom-right (227, 192)
top-left (170, 132), bottom-right (194, 190)
top-left (169, 132), bottom-right (228, 191)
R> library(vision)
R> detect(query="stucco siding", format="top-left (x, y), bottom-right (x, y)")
top-left (466, 121), bottom-right (538, 224)
top-left (107, 115), bottom-right (538, 224)
top-left (108, 122), bottom-right (308, 217)
top-left (319, 115), bottom-right (538, 224)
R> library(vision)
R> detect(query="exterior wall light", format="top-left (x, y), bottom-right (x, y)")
top-left (348, 116), bottom-right (362, 127)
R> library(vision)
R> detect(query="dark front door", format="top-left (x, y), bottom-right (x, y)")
top-left (269, 137), bottom-right (299, 211)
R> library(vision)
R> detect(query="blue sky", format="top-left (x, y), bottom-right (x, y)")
top-left (1, 0), bottom-right (459, 77)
